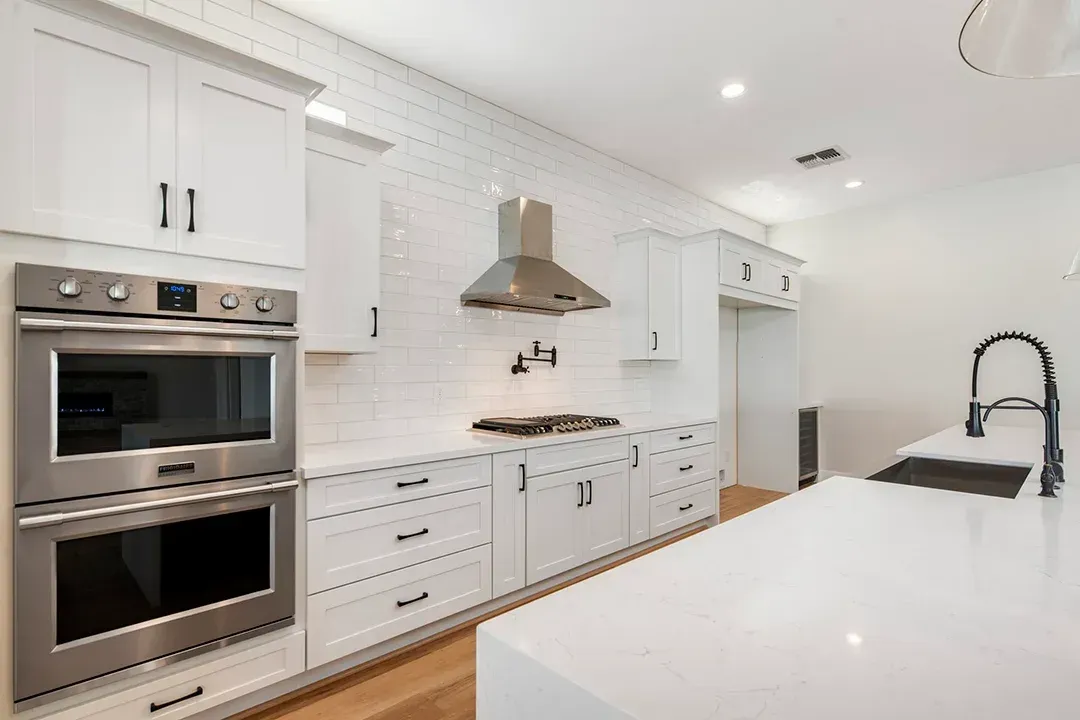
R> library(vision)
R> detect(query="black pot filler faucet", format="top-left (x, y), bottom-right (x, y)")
top-left (966, 331), bottom-right (1064, 497)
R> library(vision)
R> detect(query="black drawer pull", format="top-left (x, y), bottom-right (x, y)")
top-left (679, 464), bottom-right (694, 472)
top-left (586, 479), bottom-right (593, 505)
top-left (678, 434), bottom-right (693, 440)
top-left (371, 306), bottom-right (378, 338)
top-left (396, 528), bottom-right (429, 541)
top-left (519, 463), bottom-right (526, 492)
top-left (577, 481), bottom-right (584, 507)
top-left (397, 477), bottom-right (429, 488)
top-left (150, 686), bottom-right (203, 713)
top-left (186, 188), bottom-right (196, 232)
top-left (396, 591), bottom-right (429, 608)
top-left (632, 445), bottom-right (639, 468)
top-left (679, 503), bottom-right (694, 512)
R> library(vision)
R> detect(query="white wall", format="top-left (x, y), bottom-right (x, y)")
top-left (88, 0), bottom-right (762, 446)
top-left (768, 163), bottom-right (1080, 477)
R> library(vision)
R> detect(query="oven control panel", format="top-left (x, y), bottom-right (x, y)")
top-left (15, 263), bottom-right (298, 325)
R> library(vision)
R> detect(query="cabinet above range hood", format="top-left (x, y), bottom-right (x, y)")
top-left (460, 197), bottom-right (610, 316)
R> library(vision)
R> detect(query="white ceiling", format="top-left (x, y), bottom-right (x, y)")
top-left (269, 0), bottom-right (1080, 225)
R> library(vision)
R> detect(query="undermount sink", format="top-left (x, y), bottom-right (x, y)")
top-left (868, 457), bottom-right (1031, 499)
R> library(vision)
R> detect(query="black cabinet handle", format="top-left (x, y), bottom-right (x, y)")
top-left (186, 188), bottom-right (196, 232)
top-left (586, 479), bottom-right (593, 505)
top-left (397, 477), bottom-right (429, 488)
top-left (652, 332), bottom-right (658, 351)
top-left (679, 503), bottom-right (694, 512)
top-left (679, 464), bottom-right (694, 472)
top-left (396, 528), bottom-right (429, 541)
top-left (150, 686), bottom-right (203, 713)
top-left (396, 591), bottom-right (429, 608)
top-left (632, 445), bottom-right (639, 468)
top-left (742, 262), bottom-right (748, 281)
top-left (747, 264), bottom-right (752, 281)
top-left (519, 463), bottom-right (526, 492)
top-left (577, 481), bottom-right (584, 507)
top-left (159, 182), bottom-right (168, 228)
top-left (678, 434), bottom-right (693, 440)
top-left (371, 307), bottom-right (378, 338)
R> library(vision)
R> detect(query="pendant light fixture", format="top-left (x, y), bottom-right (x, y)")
top-left (959, 0), bottom-right (1080, 78)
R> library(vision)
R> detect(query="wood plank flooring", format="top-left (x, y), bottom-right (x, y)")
top-left (236, 484), bottom-right (787, 720)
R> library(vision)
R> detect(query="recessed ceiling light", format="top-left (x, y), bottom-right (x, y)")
top-left (720, 83), bottom-right (746, 99)
top-left (845, 180), bottom-right (865, 189)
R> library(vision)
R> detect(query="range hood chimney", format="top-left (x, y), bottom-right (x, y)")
top-left (460, 197), bottom-right (610, 316)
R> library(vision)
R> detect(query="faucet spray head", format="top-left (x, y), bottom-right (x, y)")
top-left (966, 401), bottom-right (985, 437)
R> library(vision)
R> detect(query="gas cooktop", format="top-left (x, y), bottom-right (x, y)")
top-left (471, 414), bottom-right (621, 437)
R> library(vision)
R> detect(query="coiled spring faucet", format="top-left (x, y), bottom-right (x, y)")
top-left (966, 331), bottom-right (1064, 497)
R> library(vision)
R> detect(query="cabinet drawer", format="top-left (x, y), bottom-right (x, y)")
top-left (649, 444), bottom-right (716, 496)
top-left (49, 631), bottom-right (304, 720)
top-left (650, 480), bottom-right (716, 539)
top-left (649, 424), bottom-right (716, 453)
top-left (526, 436), bottom-right (628, 476)
top-left (307, 455), bottom-right (492, 519)
top-left (307, 546), bottom-right (492, 668)
top-left (308, 487), bottom-right (492, 593)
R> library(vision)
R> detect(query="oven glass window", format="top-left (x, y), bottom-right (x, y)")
top-left (55, 507), bottom-right (272, 644)
top-left (55, 354), bottom-right (272, 456)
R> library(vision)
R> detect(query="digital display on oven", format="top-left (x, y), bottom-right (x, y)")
top-left (157, 282), bottom-right (197, 312)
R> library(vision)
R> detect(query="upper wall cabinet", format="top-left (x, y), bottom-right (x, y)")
top-left (690, 229), bottom-right (804, 307)
top-left (0, 0), bottom-right (323, 268)
top-left (304, 118), bottom-right (393, 354)
top-left (615, 230), bottom-right (682, 361)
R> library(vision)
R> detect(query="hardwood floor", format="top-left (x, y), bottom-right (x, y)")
top-left (236, 484), bottom-right (787, 720)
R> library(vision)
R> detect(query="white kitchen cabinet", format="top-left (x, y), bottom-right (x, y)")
top-left (526, 460), bottom-right (630, 585)
top-left (628, 433), bottom-right (651, 545)
top-left (716, 231), bottom-right (803, 305)
top-left (780, 267), bottom-right (800, 301)
top-left (0, 0), bottom-right (322, 267)
top-left (1, 2), bottom-right (177, 252)
top-left (721, 245), bottom-right (764, 293)
top-left (615, 230), bottom-right (682, 360)
top-left (491, 450), bottom-right (527, 599)
top-left (176, 56), bottom-right (306, 268)
top-left (580, 461), bottom-right (630, 562)
top-left (303, 118), bottom-right (393, 353)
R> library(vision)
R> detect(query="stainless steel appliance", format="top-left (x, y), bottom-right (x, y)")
top-left (471, 414), bottom-right (621, 437)
top-left (460, 197), bottom-right (611, 315)
top-left (13, 263), bottom-right (299, 709)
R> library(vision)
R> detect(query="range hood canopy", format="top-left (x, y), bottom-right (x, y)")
top-left (460, 197), bottom-right (610, 316)
top-left (960, 0), bottom-right (1080, 78)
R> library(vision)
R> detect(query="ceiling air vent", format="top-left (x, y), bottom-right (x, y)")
top-left (793, 146), bottom-right (849, 169)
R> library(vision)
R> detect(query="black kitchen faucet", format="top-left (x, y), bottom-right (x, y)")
top-left (966, 331), bottom-right (1064, 497)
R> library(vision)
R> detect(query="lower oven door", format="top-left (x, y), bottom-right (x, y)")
top-left (14, 474), bottom-right (297, 708)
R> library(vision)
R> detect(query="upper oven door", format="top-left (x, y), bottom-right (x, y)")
top-left (15, 311), bottom-right (298, 504)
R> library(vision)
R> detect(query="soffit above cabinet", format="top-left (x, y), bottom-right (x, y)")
top-left (31, 0), bottom-right (326, 101)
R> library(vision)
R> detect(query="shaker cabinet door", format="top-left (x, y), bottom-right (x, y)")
top-left (647, 237), bottom-right (681, 360)
top-left (526, 468), bottom-right (586, 585)
top-left (580, 461), bottom-right (630, 562)
top-left (491, 451), bottom-right (527, 598)
top-left (176, 56), bottom-right (305, 268)
top-left (1, 2), bottom-right (177, 252)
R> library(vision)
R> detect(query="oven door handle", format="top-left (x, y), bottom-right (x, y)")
top-left (18, 479), bottom-right (299, 529)
top-left (18, 317), bottom-right (299, 340)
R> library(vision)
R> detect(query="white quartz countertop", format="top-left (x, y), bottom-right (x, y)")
top-left (302, 414), bottom-right (716, 478)
top-left (477, 424), bottom-right (1080, 719)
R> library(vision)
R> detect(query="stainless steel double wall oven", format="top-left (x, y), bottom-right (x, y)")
top-left (13, 263), bottom-right (299, 709)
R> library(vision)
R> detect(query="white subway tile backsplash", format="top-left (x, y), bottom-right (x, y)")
top-left (96, 0), bottom-right (758, 443)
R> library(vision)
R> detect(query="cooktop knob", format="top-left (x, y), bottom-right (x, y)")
top-left (106, 281), bottom-right (129, 301)
top-left (57, 276), bottom-right (82, 298)
top-left (220, 292), bottom-right (240, 310)
top-left (255, 295), bottom-right (274, 313)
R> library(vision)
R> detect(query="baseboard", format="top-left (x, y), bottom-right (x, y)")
top-left (196, 518), bottom-right (714, 720)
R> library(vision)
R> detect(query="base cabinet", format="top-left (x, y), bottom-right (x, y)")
top-left (525, 460), bottom-right (629, 585)
top-left (628, 434), bottom-right (651, 545)
top-left (491, 451), bottom-right (527, 598)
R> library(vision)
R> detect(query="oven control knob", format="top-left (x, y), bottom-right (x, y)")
top-left (220, 292), bottom-right (240, 310)
top-left (255, 295), bottom-right (274, 313)
top-left (57, 276), bottom-right (82, 298)
top-left (106, 281), bottom-right (130, 301)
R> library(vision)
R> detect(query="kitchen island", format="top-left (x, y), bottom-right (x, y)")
top-left (476, 424), bottom-right (1080, 719)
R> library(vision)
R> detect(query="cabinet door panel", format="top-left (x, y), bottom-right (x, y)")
top-left (647, 238), bottom-right (681, 359)
top-left (783, 268), bottom-right (801, 301)
top-left (176, 57), bottom-right (305, 268)
top-left (492, 451), bottom-right (527, 598)
top-left (720, 247), bottom-right (745, 287)
top-left (628, 434), bottom-right (650, 545)
top-left (3, 3), bottom-right (176, 251)
top-left (304, 147), bottom-right (381, 352)
top-left (526, 468), bottom-right (586, 584)
top-left (581, 461), bottom-right (630, 562)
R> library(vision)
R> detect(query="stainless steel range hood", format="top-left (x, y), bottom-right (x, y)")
top-left (460, 197), bottom-right (610, 316)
